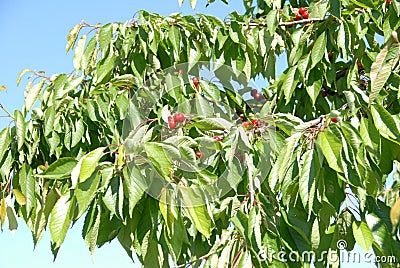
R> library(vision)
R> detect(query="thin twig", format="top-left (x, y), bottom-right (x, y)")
top-left (0, 103), bottom-right (13, 118)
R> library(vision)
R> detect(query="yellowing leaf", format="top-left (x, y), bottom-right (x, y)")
top-left (0, 198), bottom-right (6, 228)
top-left (13, 189), bottom-right (27, 206)
top-left (390, 197), bottom-right (400, 233)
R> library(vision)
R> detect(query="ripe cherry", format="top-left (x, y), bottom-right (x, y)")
top-left (295, 13), bottom-right (302, 21)
top-left (387, 0), bottom-right (391, 4)
top-left (250, 89), bottom-right (258, 97)
top-left (357, 61), bottom-right (363, 70)
top-left (213, 136), bottom-right (222, 142)
top-left (254, 92), bottom-right (263, 100)
top-left (251, 119), bottom-right (259, 127)
top-left (174, 113), bottom-right (185, 123)
top-left (302, 11), bottom-right (309, 19)
top-left (331, 117), bottom-right (338, 123)
top-left (299, 7), bottom-right (307, 15)
top-left (328, 51), bottom-right (333, 61)
top-left (322, 91), bottom-right (328, 97)
top-left (193, 76), bottom-right (199, 86)
top-left (195, 151), bottom-right (205, 160)
top-left (168, 118), bottom-right (177, 129)
top-left (242, 122), bottom-right (251, 127)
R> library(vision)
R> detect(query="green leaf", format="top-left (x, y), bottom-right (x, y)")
top-left (169, 26), bottom-right (181, 55)
top-left (181, 188), bottom-right (213, 238)
top-left (144, 142), bottom-right (180, 179)
top-left (71, 119), bottom-right (85, 147)
top-left (352, 221), bottom-right (373, 251)
top-left (95, 51), bottom-right (115, 84)
top-left (6, 206), bottom-right (18, 233)
top-left (349, 0), bottom-right (375, 9)
top-left (265, 10), bottom-right (278, 35)
top-left (305, 68), bottom-right (322, 105)
top-left (82, 203), bottom-right (101, 257)
top-left (277, 132), bottom-right (302, 182)
top-left (16, 68), bottom-right (32, 86)
top-left (190, 117), bottom-right (234, 131)
top-left (14, 110), bottom-right (25, 150)
top-left (369, 57), bottom-right (397, 106)
top-left (76, 172), bottom-right (101, 219)
top-left (39, 158), bottom-right (77, 179)
top-left (311, 32), bottom-right (326, 69)
top-left (44, 106), bottom-right (56, 136)
top-left (299, 150), bottom-right (318, 212)
top-left (200, 81), bottom-right (220, 102)
top-left (371, 104), bottom-right (400, 143)
top-left (123, 164), bottom-right (146, 217)
top-left (316, 127), bottom-right (343, 172)
top-left (82, 36), bottom-right (98, 75)
top-left (66, 23), bottom-right (83, 53)
top-left (188, 40), bottom-right (201, 70)
top-left (71, 147), bottom-right (106, 185)
top-left (0, 127), bottom-right (10, 161)
top-left (360, 118), bottom-right (381, 156)
top-left (282, 66), bottom-right (297, 104)
top-left (99, 23), bottom-right (113, 52)
top-left (73, 34), bottom-right (87, 72)
top-left (190, 0), bottom-right (197, 9)
top-left (50, 194), bottom-right (73, 257)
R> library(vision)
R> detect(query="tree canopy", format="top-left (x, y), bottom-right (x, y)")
top-left (1, 0), bottom-right (400, 267)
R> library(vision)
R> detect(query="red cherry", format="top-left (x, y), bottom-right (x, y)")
top-left (213, 136), bottom-right (222, 142)
top-left (254, 92), bottom-right (263, 100)
top-left (250, 89), bottom-right (258, 97)
top-left (302, 11), bottom-right (309, 19)
top-left (168, 118), bottom-right (177, 129)
top-left (322, 91), bottom-right (328, 97)
top-left (387, 0), bottom-right (391, 4)
top-left (328, 51), bottom-right (333, 61)
top-left (193, 76), bottom-right (199, 86)
top-left (357, 61), bottom-right (363, 70)
top-left (174, 113), bottom-right (185, 122)
top-left (295, 13), bottom-right (302, 21)
top-left (299, 7), bottom-right (307, 15)
top-left (195, 151), bottom-right (205, 160)
top-left (242, 122), bottom-right (251, 127)
top-left (251, 119), bottom-right (259, 126)
top-left (331, 117), bottom-right (338, 123)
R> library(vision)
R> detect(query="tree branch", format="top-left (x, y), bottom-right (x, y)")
top-left (0, 103), bottom-right (13, 118)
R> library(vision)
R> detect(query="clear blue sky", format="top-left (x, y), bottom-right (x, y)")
top-left (0, 1), bottom-right (379, 267)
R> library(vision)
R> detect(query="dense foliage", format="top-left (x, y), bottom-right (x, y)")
top-left (1, 0), bottom-right (400, 267)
